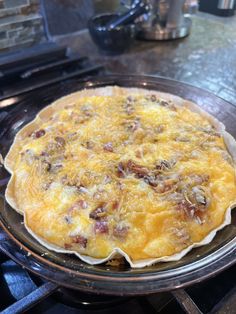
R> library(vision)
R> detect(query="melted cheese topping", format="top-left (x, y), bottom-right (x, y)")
top-left (9, 94), bottom-right (236, 260)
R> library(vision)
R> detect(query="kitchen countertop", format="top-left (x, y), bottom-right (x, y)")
top-left (54, 12), bottom-right (236, 105)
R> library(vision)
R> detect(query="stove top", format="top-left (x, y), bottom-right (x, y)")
top-left (0, 249), bottom-right (235, 313)
top-left (0, 42), bottom-right (103, 103)
top-left (0, 48), bottom-right (235, 313)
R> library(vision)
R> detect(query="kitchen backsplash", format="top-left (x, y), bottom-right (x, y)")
top-left (0, 0), bottom-right (45, 52)
top-left (0, 0), bottom-right (122, 53)
top-left (41, 0), bottom-right (121, 36)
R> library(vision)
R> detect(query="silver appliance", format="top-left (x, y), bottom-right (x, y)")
top-left (127, 0), bottom-right (199, 40)
top-left (218, 0), bottom-right (235, 9)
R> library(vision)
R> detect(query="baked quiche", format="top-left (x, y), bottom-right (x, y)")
top-left (5, 87), bottom-right (236, 267)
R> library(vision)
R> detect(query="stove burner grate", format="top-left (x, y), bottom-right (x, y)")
top-left (0, 247), bottom-right (235, 314)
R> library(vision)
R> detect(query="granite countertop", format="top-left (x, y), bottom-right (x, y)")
top-left (54, 12), bottom-right (236, 105)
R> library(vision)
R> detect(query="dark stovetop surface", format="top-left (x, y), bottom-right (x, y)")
top-left (0, 249), bottom-right (236, 314)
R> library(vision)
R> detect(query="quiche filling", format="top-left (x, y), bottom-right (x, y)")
top-left (6, 93), bottom-right (236, 261)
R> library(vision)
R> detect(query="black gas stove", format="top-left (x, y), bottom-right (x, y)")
top-left (0, 42), bottom-right (103, 103)
top-left (0, 248), bottom-right (235, 314)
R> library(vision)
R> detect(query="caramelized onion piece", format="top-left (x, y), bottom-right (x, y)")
top-left (70, 235), bottom-right (87, 248)
top-left (176, 185), bottom-right (210, 221)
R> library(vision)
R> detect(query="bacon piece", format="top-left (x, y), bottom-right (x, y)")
top-left (85, 141), bottom-right (94, 149)
top-left (145, 94), bottom-right (158, 102)
top-left (49, 163), bottom-right (63, 173)
top-left (32, 129), bottom-right (45, 139)
top-left (40, 151), bottom-right (49, 157)
top-left (117, 160), bottom-right (149, 178)
top-left (128, 160), bottom-right (150, 178)
top-left (41, 160), bottom-right (51, 172)
top-left (150, 95), bottom-right (157, 102)
top-left (152, 174), bottom-right (180, 193)
top-left (94, 221), bottom-right (109, 234)
top-left (143, 175), bottom-right (158, 187)
top-left (71, 235), bottom-right (87, 248)
top-left (124, 96), bottom-right (136, 115)
top-left (89, 206), bottom-right (106, 220)
top-left (159, 100), bottom-right (176, 111)
top-left (117, 162), bottom-right (126, 178)
top-left (55, 136), bottom-right (65, 146)
top-left (176, 200), bottom-right (197, 218)
top-left (113, 224), bottom-right (129, 239)
top-left (103, 142), bottom-right (113, 152)
top-left (176, 186), bottom-right (209, 221)
top-left (191, 186), bottom-right (209, 209)
top-left (127, 119), bottom-right (141, 132)
top-left (156, 159), bottom-right (176, 171)
top-left (61, 175), bottom-right (85, 191)
top-left (112, 201), bottom-right (119, 210)
top-left (117, 160), bottom-right (179, 192)
top-left (64, 243), bottom-right (72, 249)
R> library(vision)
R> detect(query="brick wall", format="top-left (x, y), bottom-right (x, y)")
top-left (0, 0), bottom-right (46, 52)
